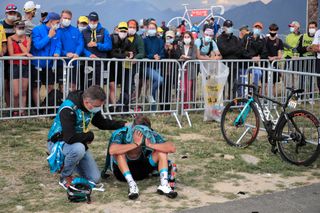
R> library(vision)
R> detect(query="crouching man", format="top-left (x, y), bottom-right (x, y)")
top-left (47, 85), bottom-right (126, 189)
top-left (108, 115), bottom-right (178, 200)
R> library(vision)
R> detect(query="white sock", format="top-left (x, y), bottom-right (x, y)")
top-left (123, 171), bottom-right (135, 185)
top-left (160, 168), bottom-right (168, 186)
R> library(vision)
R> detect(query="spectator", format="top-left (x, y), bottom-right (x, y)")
top-left (160, 21), bottom-right (169, 33)
top-left (31, 12), bottom-right (61, 106)
top-left (194, 28), bottom-right (222, 60)
top-left (310, 27), bottom-right (320, 92)
top-left (239, 22), bottom-right (268, 95)
top-left (108, 115), bottom-right (177, 200)
top-left (179, 20), bottom-right (186, 34)
top-left (191, 25), bottom-right (200, 40)
top-left (77, 16), bottom-right (89, 32)
top-left (109, 22), bottom-right (135, 112)
top-left (127, 19), bottom-right (145, 104)
top-left (157, 27), bottom-right (164, 39)
top-left (265, 23), bottom-right (284, 96)
top-left (297, 21), bottom-right (317, 57)
top-left (40, 11), bottom-right (48, 24)
top-left (239, 25), bottom-right (249, 41)
top-left (82, 12), bottom-right (112, 86)
top-left (137, 19), bottom-right (147, 38)
top-left (7, 21), bottom-right (32, 116)
top-left (162, 30), bottom-right (181, 110)
top-left (175, 25), bottom-right (183, 43)
top-left (22, 1), bottom-right (40, 36)
top-left (0, 23), bottom-right (7, 109)
top-left (217, 20), bottom-right (243, 98)
top-left (283, 21), bottom-right (302, 58)
top-left (1, 4), bottom-right (19, 108)
top-left (56, 10), bottom-right (84, 92)
top-left (179, 31), bottom-right (197, 109)
top-left (143, 22), bottom-right (164, 109)
top-left (203, 17), bottom-right (220, 38)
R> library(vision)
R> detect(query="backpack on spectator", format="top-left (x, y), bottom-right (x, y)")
top-left (200, 38), bottom-right (214, 56)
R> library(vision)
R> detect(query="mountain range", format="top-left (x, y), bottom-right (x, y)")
top-left (0, 0), bottom-right (307, 34)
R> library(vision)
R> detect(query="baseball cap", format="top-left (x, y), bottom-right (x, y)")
top-left (165, 30), bottom-right (175, 38)
top-left (78, 16), bottom-right (89, 24)
top-left (239, 25), bottom-right (249, 31)
top-left (14, 21), bottom-right (25, 28)
top-left (118, 22), bottom-right (128, 31)
top-left (288, 21), bottom-right (300, 28)
top-left (223, 20), bottom-right (233, 28)
top-left (253, 21), bottom-right (264, 29)
top-left (88, 12), bottom-right (99, 21)
top-left (157, 27), bottom-right (164, 33)
top-left (43, 12), bottom-right (60, 23)
top-left (24, 1), bottom-right (40, 13)
top-left (5, 4), bottom-right (18, 13)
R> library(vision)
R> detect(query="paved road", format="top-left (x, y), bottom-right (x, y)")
top-left (181, 183), bottom-right (320, 213)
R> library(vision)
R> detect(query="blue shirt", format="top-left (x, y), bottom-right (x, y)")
top-left (143, 36), bottom-right (165, 59)
top-left (194, 38), bottom-right (219, 56)
top-left (56, 25), bottom-right (84, 57)
top-left (31, 24), bottom-right (60, 68)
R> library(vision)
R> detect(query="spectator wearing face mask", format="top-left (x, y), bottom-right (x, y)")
top-left (77, 16), bottom-right (89, 32)
top-left (265, 23), bottom-right (284, 96)
top-left (31, 12), bottom-right (61, 106)
top-left (297, 21), bottom-right (317, 57)
top-left (22, 1), bottom-right (41, 36)
top-left (82, 11), bottom-right (112, 86)
top-left (109, 22), bottom-right (135, 112)
top-left (1, 4), bottom-right (19, 108)
top-left (55, 10), bottom-right (84, 92)
top-left (238, 25), bottom-right (249, 41)
top-left (143, 22), bottom-right (164, 109)
top-left (179, 31), bottom-right (197, 109)
top-left (7, 21), bottom-right (32, 116)
top-left (194, 28), bottom-right (221, 60)
top-left (157, 27), bottom-right (164, 39)
top-left (217, 20), bottom-right (243, 98)
top-left (239, 22), bottom-right (268, 96)
top-left (283, 21), bottom-right (302, 59)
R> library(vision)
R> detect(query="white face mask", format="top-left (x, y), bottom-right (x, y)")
top-left (7, 15), bottom-right (17, 21)
top-left (184, 38), bottom-right (191, 45)
top-left (78, 25), bottom-right (87, 32)
top-left (128, 28), bottom-right (136, 36)
top-left (16, 29), bottom-right (26, 36)
top-left (290, 27), bottom-right (295, 33)
top-left (51, 23), bottom-right (60, 30)
top-left (61, 19), bottom-right (71, 27)
top-left (309, 28), bottom-right (316, 35)
top-left (89, 107), bottom-right (101, 113)
top-left (118, 32), bottom-right (128, 40)
top-left (89, 23), bottom-right (98, 30)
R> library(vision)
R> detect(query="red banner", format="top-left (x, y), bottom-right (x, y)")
top-left (190, 10), bottom-right (208, 17)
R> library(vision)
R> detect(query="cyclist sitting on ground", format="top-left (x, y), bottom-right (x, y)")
top-left (107, 115), bottom-right (178, 200)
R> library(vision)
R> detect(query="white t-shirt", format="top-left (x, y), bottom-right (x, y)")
top-left (312, 29), bottom-right (320, 59)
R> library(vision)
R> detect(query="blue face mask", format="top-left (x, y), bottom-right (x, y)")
top-left (148, 29), bottom-right (157, 37)
top-left (204, 36), bottom-right (212, 43)
top-left (89, 107), bottom-right (101, 113)
top-left (226, 27), bottom-right (234, 34)
top-left (253, 28), bottom-right (261, 36)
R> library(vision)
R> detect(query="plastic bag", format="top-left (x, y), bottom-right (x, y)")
top-left (201, 61), bottom-right (229, 122)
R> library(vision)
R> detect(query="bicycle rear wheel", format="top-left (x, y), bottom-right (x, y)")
top-left (276, 110), bottom-right (320, 166)
top-left (220, 98), bottom-right (260, 148)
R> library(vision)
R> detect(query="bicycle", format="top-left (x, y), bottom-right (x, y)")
top-left (220, 83), bottom-right (320, 166)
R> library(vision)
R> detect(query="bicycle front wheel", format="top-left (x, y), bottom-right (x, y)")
top-left (220, 98), bottom-right (260, 148)
top-left (276, 110), bottom-right (320, 166)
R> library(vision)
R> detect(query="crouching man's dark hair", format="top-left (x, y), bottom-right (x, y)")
top-left (83, 85), bottom-right (107, 101)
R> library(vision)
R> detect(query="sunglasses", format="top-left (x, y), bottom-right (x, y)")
top-left (7, 5), bottom-right (17, 10)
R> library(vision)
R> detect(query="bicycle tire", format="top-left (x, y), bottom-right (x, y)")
top-left (276, 109), bottom-right (320, 166)
top-left (220, 98), bottom-right (260, 148)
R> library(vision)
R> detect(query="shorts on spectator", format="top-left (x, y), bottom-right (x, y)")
top-left (56, 65), bottom-right (77, 85)
top-left (12, 64), bottom-right (30, 79)
top-left (31, 65), bottom-right (55, 87)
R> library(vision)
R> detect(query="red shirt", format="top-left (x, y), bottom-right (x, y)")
top-left (12, 37), bottom-right (28, 65)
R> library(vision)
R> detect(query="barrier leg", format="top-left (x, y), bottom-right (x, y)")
top-left (173, 112), bottom-right (182, 129)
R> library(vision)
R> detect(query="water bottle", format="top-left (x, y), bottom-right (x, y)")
top-left (168, 161), bottom-right (177, 190)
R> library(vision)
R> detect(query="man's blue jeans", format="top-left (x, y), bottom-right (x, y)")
top-left (238, 68), bottom-right (262, 96)
top-left (146, 67), bottom-right (163, 99)
top-left (48, 142), bottom-right (101, 183)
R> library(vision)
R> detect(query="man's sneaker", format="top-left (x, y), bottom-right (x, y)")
top-left (148, 95), bottom-right (156, 104)
top-left (128, 182), bottom-right (139, 200)
top-left (59, 176), bottom-right (74, 190)
top-left (157, 184), bottom-right (178, 199)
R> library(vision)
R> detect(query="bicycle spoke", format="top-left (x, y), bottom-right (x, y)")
top-left (236, 127), bottom-right (251, 144)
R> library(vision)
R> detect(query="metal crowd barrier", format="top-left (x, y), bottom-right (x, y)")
top-left (0, 56), bottom-right (67, 119)
top-left (66, 58), bottom-right (183, 128)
